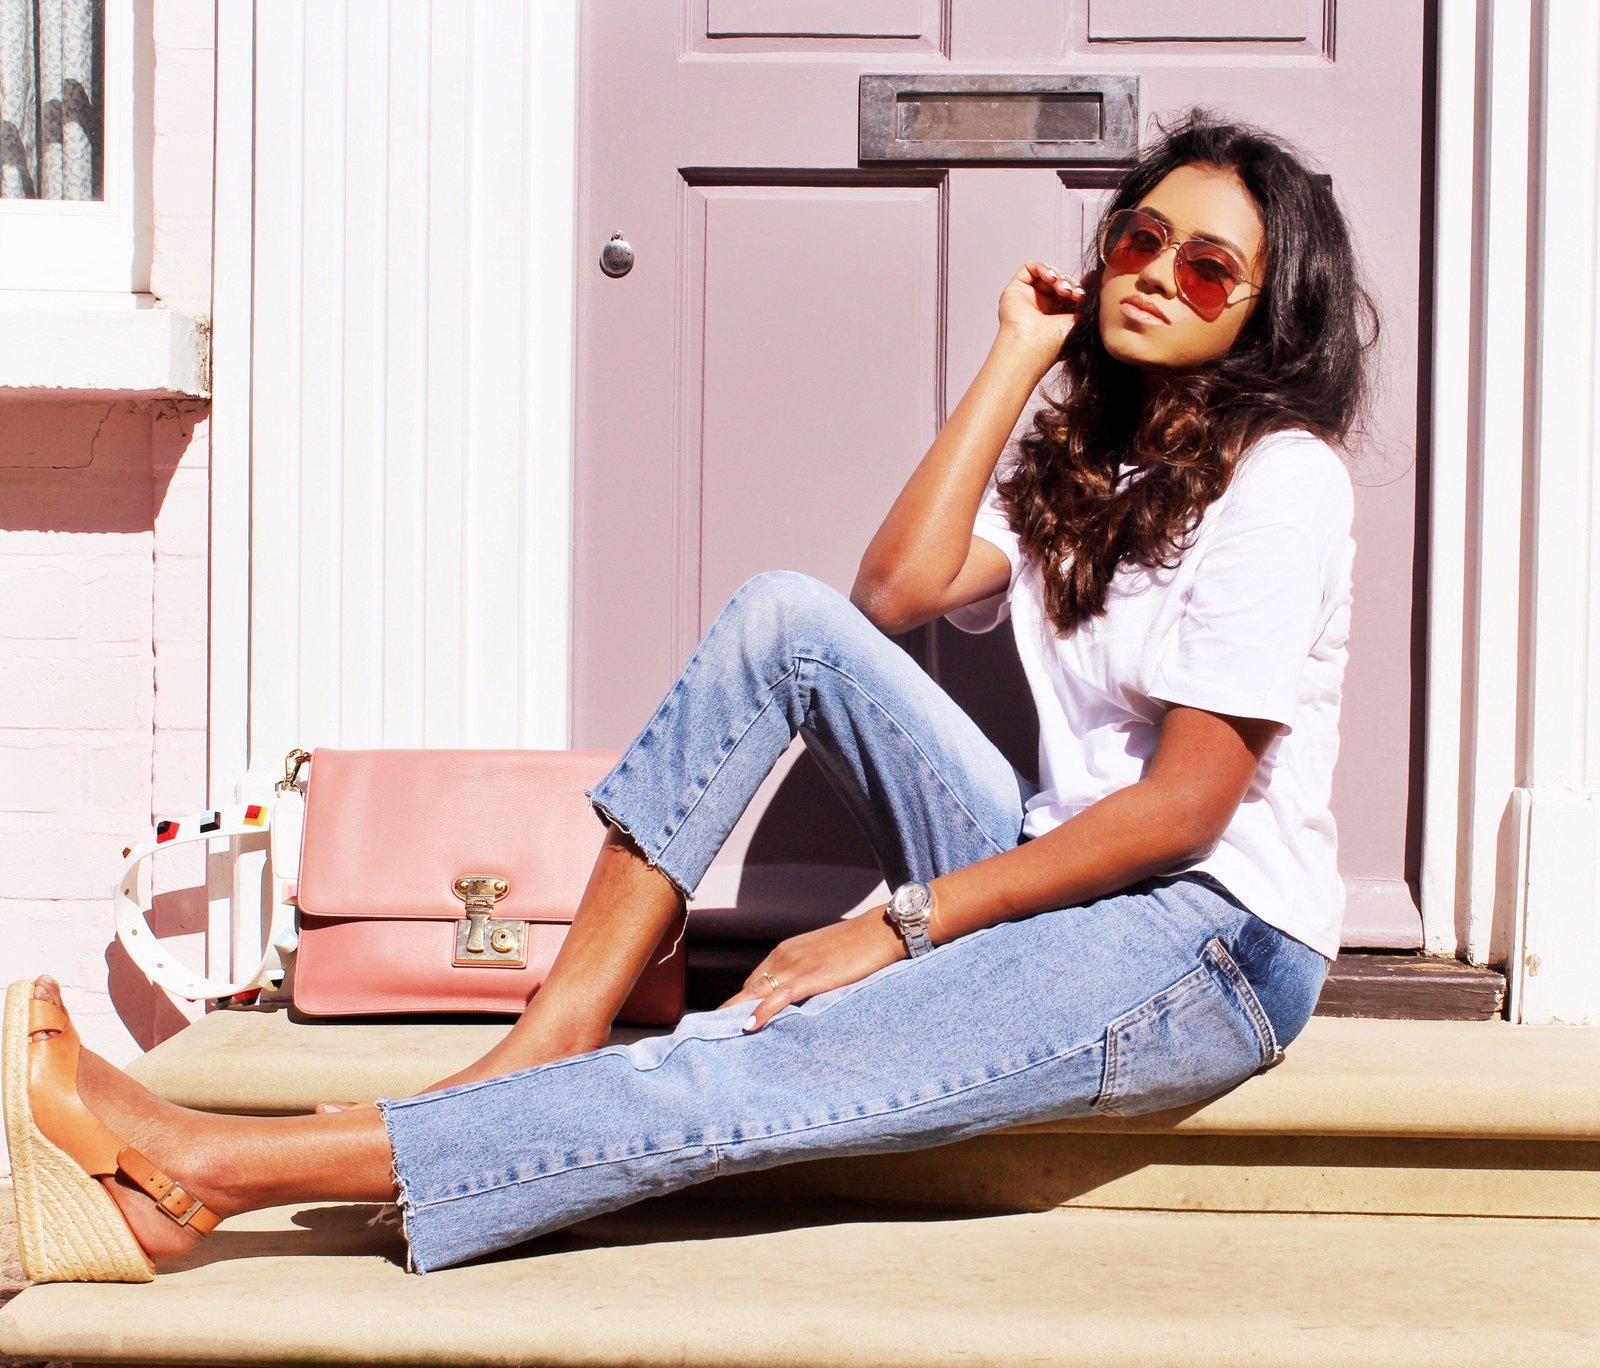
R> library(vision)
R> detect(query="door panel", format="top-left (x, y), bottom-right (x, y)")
top-left (707, 0), bottom-right (931, 40)
top-left (1086, 0), bottom-right (1322, 44)
top-left (695, 181), bottom-right (943, 622)
top-left (576, 0), bottom-right (1428, 947)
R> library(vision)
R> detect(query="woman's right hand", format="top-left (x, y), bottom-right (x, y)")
top-left (998, 260), bottom-right (1086, 358)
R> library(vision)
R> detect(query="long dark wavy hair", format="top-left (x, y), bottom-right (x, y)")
top-left (998, 110), bottom-right (1378, 635)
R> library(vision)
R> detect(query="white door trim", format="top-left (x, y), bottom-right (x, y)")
top-left (207, 0), bottom-right (257, 983)
top-left (205, 2), bottom-right (582, 985)
top-left (1424, 0), bottom-right (1600, 1021)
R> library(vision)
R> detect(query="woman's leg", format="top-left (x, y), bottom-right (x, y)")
top-left (379, 875), bottom-right (1326, 1274)
top-left (18, 567), bottom-right (1026, 1270)
top-left (587, 569), bottom-right (1029, 894)
top-left (23, 977), bottom-right (396, 1265)
top-left (426, 570), bottom-right (1028, 1090)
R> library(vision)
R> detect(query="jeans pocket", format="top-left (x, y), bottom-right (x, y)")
top-left (1092, 938), bottom-right (1281, 1118)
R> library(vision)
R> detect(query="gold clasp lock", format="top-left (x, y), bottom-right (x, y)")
top-left (451, 875), bottom-right (526, 968)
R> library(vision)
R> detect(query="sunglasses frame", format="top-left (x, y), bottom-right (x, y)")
top-left (1098, 208), bottom-right (1257, 323)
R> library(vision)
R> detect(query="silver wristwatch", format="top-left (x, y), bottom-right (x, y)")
top-left (885, 880), bottom-right (937, 958)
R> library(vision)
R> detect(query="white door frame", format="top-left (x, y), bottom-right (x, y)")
top-left (1423, 0), bottom-right (1600, 1022)
top-left (207, 1), bottom-right (581, 982)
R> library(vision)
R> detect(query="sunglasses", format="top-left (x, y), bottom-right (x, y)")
top-left (1099, 208), bottom-right (1256, 322)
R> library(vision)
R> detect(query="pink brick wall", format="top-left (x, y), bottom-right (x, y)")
top-left (0, 2), bottom-right (216, 1175)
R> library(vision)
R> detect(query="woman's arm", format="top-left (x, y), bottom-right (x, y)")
top-left (851, 263), bottom-right (1082, 635)
top-left (925, 705), bottom-right (1279, 945)
top-left (730, 702), bottom-right (1279, 1031)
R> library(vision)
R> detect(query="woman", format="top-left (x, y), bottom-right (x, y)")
top-left (6, 111), bottom-right (1373, 1281)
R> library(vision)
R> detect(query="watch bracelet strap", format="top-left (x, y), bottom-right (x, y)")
top-left (902, 920), bottom-right (935, 957)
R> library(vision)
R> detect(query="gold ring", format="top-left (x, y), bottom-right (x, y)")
top-left (761, 972), bottom-right (782, 993)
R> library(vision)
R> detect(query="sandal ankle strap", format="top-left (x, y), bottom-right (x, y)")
top-left (117, 1146), bottom-right (222, 1235)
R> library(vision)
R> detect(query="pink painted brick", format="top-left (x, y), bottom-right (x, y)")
top-left (148, 219), bottom-right (212, 273)
top-left (82, 571), bottom-right (152, 643)
top-left (152, 566), bottom-right (209, 642)
top-left (151, 218), bottom-right (214, 305)
top-left (153, 723), bottom-right (208, 765)
top-left (65, 548), bottom-right (154, 579)
top-left (0, 398), bottom-right (151, 471)
top-left (153, 642), bottom-right (208, 730)
top-left (151, 728), bottom-right (209, 811)
top-left (154, 467), bottom-right (210, 538)
top-left (0, 826), bottom-right (138, 899)
top-left (1, 896), bottom-right (113, 944)
top-left (0, 743), bottom-right (82, 811)
top-left (83, 741), bottom-right (153, 813)
top-left (0, 656), bottom-right (153, 729)
top-left (153, 0), bottom-right (215, 52)
top-left (154, 532), bottom-right (210, 565)
top-left (0, 473), bottom-right (155, 531)
top-left (152, 409), bottom-right (212, 475)
top-left (153, 51), bottom-right (215, 139)
top-left (0, 569), bottom-right (81, 639)
top-left (152, 137), bottom-right (214, 219)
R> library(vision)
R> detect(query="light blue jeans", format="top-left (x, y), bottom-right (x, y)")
top-left (379, 571), bottom-right (1329, 1273)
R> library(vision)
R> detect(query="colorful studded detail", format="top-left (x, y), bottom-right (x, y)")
top-left (243, 804), bottom-right (267, 827)
top-left (155, 820), bottom-right (178, 844)
top-left (199, 811), bottom-right (222, 834)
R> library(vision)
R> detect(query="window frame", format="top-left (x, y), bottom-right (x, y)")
top-left (0, 0), bottom-right (152, 295)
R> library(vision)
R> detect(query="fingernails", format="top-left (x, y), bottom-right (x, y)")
top-left (743, 1014), bottom-right (758, 1032)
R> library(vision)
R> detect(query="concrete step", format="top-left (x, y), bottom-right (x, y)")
top-left (125, 1007), bottom-right (1600, 1220)
top-left (3, 1201), bottom-right (1598, 1367)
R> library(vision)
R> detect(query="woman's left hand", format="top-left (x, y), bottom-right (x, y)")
top-left (720, 907), bottom-right (909, 1032)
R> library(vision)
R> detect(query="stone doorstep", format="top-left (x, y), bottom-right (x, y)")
top-left (2, 1202), bottom-right (1599, 1368)
top-left (120, 1008), bottom-right (1600, 1223)
top-left (129, 1007), bottom-right (1600, 1141)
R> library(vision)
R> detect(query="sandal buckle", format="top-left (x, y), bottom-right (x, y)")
top-left (160, 1185), bottom-right (203, 1226)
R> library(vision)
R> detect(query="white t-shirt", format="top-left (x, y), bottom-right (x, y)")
top-left (946, 429), bottom-right (1355, 959)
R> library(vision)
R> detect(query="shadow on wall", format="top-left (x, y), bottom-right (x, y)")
top-left (1, 393), bottom-right (208, 1055)
top-left (106, 889), bottom-right (208, 1051)
top-left (0, 393), bottom-right (200, 532)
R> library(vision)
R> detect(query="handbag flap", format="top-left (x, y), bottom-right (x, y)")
top-left (295, 748), bottom-right (621, 923)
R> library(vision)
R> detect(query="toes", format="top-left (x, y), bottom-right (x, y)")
top-left (30, 975), bottom-right (65, 1041)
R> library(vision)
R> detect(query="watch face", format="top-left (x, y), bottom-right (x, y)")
top-left (893, 882), bottom-right (931, 917)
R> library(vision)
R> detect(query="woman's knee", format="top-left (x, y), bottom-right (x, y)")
top-left (719, 569), bottom-right (862, 653)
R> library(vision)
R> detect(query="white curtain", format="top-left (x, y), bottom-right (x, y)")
top-left (0, 0), bottom-right (101, 200)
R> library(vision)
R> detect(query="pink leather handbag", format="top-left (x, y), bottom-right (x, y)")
top-left (290, 748), bottom-right (686, 1024)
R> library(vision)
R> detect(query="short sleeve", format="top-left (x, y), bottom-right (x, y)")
top-left (1147, 521), bottom-right (1325, 728)
top-left (944, 477), bottom-right (1023, 635)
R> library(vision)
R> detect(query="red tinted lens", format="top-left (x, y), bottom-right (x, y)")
top-left (1101, 210), bottom-right (1166, 273)
top-left (1173, 243), bottom-right (1241, 318)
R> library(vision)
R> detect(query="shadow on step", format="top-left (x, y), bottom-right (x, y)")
top-left (156, 1192), bottom-right (1003, 1278)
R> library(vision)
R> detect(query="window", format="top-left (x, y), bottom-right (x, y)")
top-left (1, 0), bottom-right (104, 200)
top-left (0, 0), bottom-right (150, 293)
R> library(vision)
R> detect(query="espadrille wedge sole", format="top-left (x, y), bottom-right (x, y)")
top-left (2, 980), bottom-right (151, 1282)
top-left (3, 979), bottom-right (222, 1283)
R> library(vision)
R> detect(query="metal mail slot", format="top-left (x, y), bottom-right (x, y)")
top-left (860, 74), bottom-right (1138, 163)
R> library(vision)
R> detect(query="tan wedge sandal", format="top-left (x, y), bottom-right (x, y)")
top-left (3, 979), bottom-right (222, 1283)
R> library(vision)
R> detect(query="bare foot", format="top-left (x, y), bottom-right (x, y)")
top-left (28, 977), bottom-right (243, 1263)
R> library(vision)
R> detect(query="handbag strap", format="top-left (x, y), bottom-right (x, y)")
top-left (113, 751), bottom-right (310, 1002)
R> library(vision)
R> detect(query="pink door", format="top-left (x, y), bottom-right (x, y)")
top-left (574, 0), bottom-right (1427, 948)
